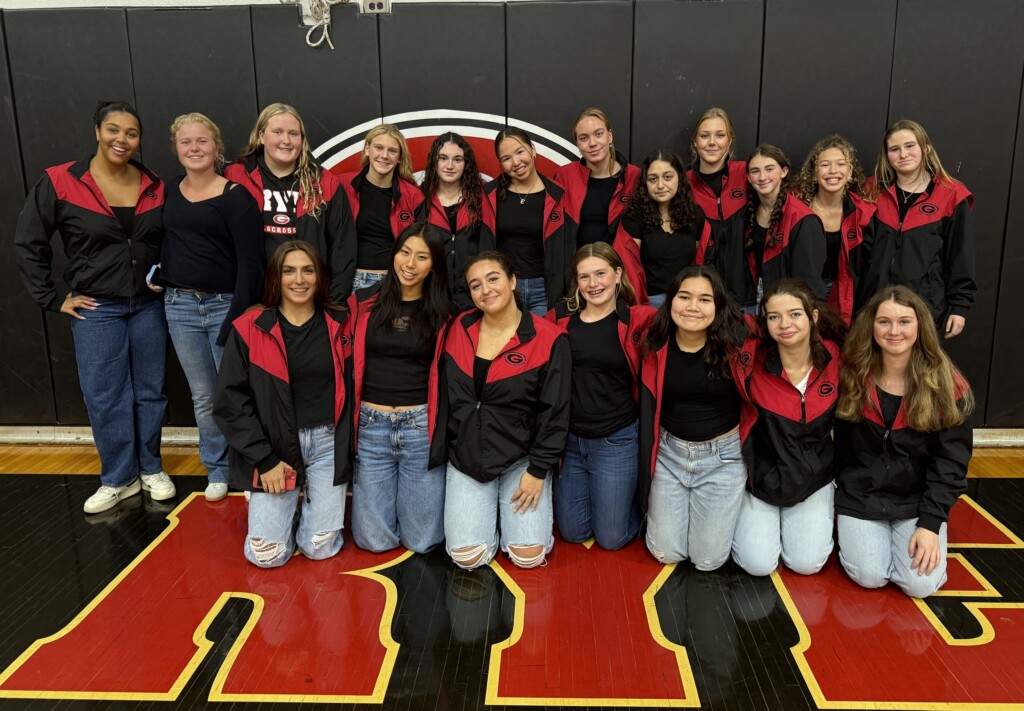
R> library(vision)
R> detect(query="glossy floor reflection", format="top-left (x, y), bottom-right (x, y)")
top-left (0, 473), bottom-right (1019, 710)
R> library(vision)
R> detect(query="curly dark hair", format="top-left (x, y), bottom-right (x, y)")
top-left (745, 144), bottom-right (792, 250)
top-left (792, 134), bottom-right (868, 205)
top-left (624, 149), bottom-right (704, 234)
top-left (421, 132), bottom-right (483, 225)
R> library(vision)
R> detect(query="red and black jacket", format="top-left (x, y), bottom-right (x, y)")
top-left (827, 192), bottom-right (875, 324)
top-left (213, 306), bottom-right (354, 492)
top-left (745, 338), bottom-right (841, 507)
top-left (417, 193), bottom-right (483, 310)
top-left (612, 217), bottom-right (712, 305)
top-left (225, 155), bottom-right (357, 304)
top-left (555, 152), bottom-right (641, 249)
top-left (432, 308), bottom-right (570, 482)
top-left (15, 156), bottom-right (164, 311)
top-left (345, 283), bottom-right (447, 456)
top-left (339, 166), bottom-right (424, 258)
top-left (546, 297), bottom-right (656, 402)
top-left (637, 318), bottom-right (759, 510)
top-left (743, 195), bottom-right (828, 304)
top-left (857, 178), bottom-right (975, 323)
top-left (480, 175), bottom-right (569, 306)
top-left (688, 161), bottom-right (749, 304)
top-left (834, 374), bottom-right (972, 533)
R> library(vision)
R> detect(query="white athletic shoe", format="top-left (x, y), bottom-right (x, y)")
top-left (84, 478), bottom-right (142, 515)
top-left (140, 471), bottom-right (176, 501)
top-left (205, 482), bottom-right (229, 502)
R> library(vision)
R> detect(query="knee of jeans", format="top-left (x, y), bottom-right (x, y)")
top-left (694, 554), bottom-right (729, 572)
top-left (450, 543), bottom-right (491, 570)
top-left (594, 529), bottom-right (633, 551)
top-left (735, 551), bottom-right (779, 577)
top-left (896, 573), bottom-right (944, 599)
top-left (507, 544), bottom-right (546, 569)
top-left (839, 555), bottom-right (888, 589)
top-left (646, 534), bottom-right (684, 564)
top-left (781, 547), bottom-right (830, 576)
top-left (300, 529), bottom-right (343, 560)
top-left (246, 537), bottom-right (291, 568)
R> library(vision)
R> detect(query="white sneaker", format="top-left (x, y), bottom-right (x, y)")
top-left (84, 478), bottom-right (142, 514)
top-left (244, 490), bottom-right (251, 502)
top-left (140, 471), bottom-right (176, 501)
top-left (205, 482), bottom-right (229, 502)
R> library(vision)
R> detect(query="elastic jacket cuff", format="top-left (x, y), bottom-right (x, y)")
top-left (916, 513), bottom-right (944, 535)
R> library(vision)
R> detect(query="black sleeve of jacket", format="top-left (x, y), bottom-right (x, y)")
top-left (941, 198), bottom-right (977, 319)
top-left (14, 174), bottom-right (64, 312)
top-left (327, 189), bottom-right (358, 304)
top-left (213, 327), bottom-right (281, 475)
top-left (527, 334), bottom-right (571, 478)
top-left (917, 410), bottom-right (972, 534)
top-left (217, 189), bottom-right (266, 347)
top-left (428, 353), bottom-right (450, 470)
top-left (788, 214), bottom-right (828, 299)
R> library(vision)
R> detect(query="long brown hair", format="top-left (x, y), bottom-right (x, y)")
top-left (873, 119), bottom-right (953, 193)
top-left (566, 241), bottom-right (637, 312)
top-left (625, 148), bottom-right (704, 233)
top-left (689, 107), bottom-right (736, 166)
top-left (746, 144), bottom-right (792, 249)
top-left (261, 240), bottom-right (338, 312)
top-left (837, 285), bottom-right (973, 430)
top-left (421, 132), bottom-right (483, 224)
top-left (759, 278), bottom-right (846, 371)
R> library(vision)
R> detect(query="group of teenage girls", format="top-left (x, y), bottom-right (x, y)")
top-left (14, 99), bottom-right (974, 598)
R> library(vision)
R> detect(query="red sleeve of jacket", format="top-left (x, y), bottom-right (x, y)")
top-left (613, 217), bottom-right (648, 304)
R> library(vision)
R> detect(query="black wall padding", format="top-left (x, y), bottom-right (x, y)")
top-left (984, 76), bottom-right (1024, 426)
top-left (6, 8), bottom-right (135, 425)
top-left (888, 0), bottom-right (1024, 418)
top-left (0, 14), bottom-right (53, 424)
top-left (632, 0), bottom-right (763, 163)
top-left (759, 0), bottom-right (894, 165)
top-left (379, 3), bottom-right (505, 118)
top-left (251, 4), bottom-right (381, 149)
top-left (506, 0), bottom-right (633, 160)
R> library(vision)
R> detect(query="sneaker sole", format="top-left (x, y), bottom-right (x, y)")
top-left (141, 479), bottom-right (176, 502)
top-left (84, 478), bottom-right (142, 515)
top-left (205, 488), bottom-right (228, 502)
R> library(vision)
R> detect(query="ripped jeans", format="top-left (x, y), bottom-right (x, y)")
top-left (244, 424), bottom-right (347, 568)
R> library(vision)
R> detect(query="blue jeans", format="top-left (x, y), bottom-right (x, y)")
top-left (352, 269), bottom-right (386, 291)
top-left (71, 294), bottom-right (167, 487)
top-left (555, 421), bottom-right (641, 550)
top-left (516, 276), bottom-right (547, 317)
top-left (647, 293), bottom-right (667, 310)
top-left (245, 425), bottom-right (347, 568)
top-left (837, 516), bottom-right (948, 598)
top-left (731, 483), bottom-right (835, 576)
top-left (645, 428), bottom-right (746, 570)
top-left (444, 458), bottom-right (554, 569)
top-left (352, 403), bottom-right (446, 553)
top-left (164, 289), bottom-right (231, 484)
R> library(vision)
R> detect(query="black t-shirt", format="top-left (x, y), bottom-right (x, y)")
top-left (257, 157), bottom-right (299, 247)
top-left (112, 206), bottom-right (135, 238)
top-left (750, 223), bottom-right (768, 279)
top-left (496, 191), bottom-right (546, 279)
top-left (660, 342), bottom-right (740, 441)
top-left (622, 215), bottom-right (699, 296)
top-left (357, 181), bottom-right (394, 270)
top-left (474, 356), bottom-right (491, 400)
top-left (567, 311), bottom-right (635, 437)
top-left (444, 202), bottom-right (460, 234)
top-left (578, 175), bottom-right (618, 247)
top-left (877, 386), bottom-right (903, 429)
top-left (699, 165), bottom-right (728, 197)
top-left (823, 230), bottom-right (841, 281)
top-left (362, 299), bottom-right (434, 406)
top-left (278, 309), bottom-right (335, 428)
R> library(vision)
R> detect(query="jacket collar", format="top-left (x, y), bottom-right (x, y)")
top-left (351, 164), bottom-right (403, 204)
top-left (70, 154), bottom-right (162, 190)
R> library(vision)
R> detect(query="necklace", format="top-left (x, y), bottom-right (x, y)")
top-left (510, 178), bottom-right (538, 205)
top-left (896, 186), bottom-right (919, 204)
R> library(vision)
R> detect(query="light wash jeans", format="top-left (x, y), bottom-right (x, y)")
top-left (352, 269), bottom-right (386, 291)
top-left (444, 458), bottom-right (554, 569)
top-left (352, 403), bottom-right (446, 554)
top-left (71, 293), bottom-right (167, 487)
top-left (645, 428), bottom-right (746, 570)
top-left (731, 483), bottom-right (835, 576)
top-left (555, 421), bottom-right (641, 550)
top-left (164, 288), bottom-right (231, 484)
top-left (516, 276), bottom-right (548, 317)
top-left (837, 516), bottom-right (948, 598)
top-left (244, 424), bottom-right (347, 568)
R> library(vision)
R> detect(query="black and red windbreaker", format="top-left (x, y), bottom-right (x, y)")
top-left (546, 297), bottom-right (656, 401)
top-left (431, 308), bottom-right (570, 482)
top-left (637, 318), bottom-right (759, 510)
top-left (225, 155), bottom-right (356, 303)
top-left (15, 156), bottom-right (164, 311)
top-left (827, 192), bottom-right (875, 324)
top-left (834, 374), bottom-right (972, 533)
top-left (745, 338), bottom-right (841, 507)
top-left (688, 161), bottom-right (749, 303)
top-left (555, 152), bottom-right (641, 250)
top-left (743, 195), bottom-right (828, 303)
top-left (213, 307), bottom-right (354, 492)
top-left (345, 283), bottom-right (447, 455)
top-left (857, 178), bottom-right (975, 324)
top-left (339, 167), bottom-right (424, 247)
top-left (612, 217), bottom-right (712, 305)
top-left (480, 175), bottom-right (569, 306)
top-left (417, 193), bottom-right (483, 310)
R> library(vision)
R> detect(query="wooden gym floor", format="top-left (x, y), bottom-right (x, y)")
top-left (0, 444), bottom-right (1019, 711)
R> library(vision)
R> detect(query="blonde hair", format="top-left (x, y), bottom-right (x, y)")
top-left (566, 241), bottom-right (636, 312)
top-left (361, 124), bottom-right (415, 184)
top-left (874, 119), bottom-right (954, 192)
top-left (571, 107), bottom-right (617, 177)
top-left (690, 107), bottom-right (736, 165)
top-left (238, 103), bottom-right (325, 218)
top-left (169, 112), bottom-right (225, 171)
